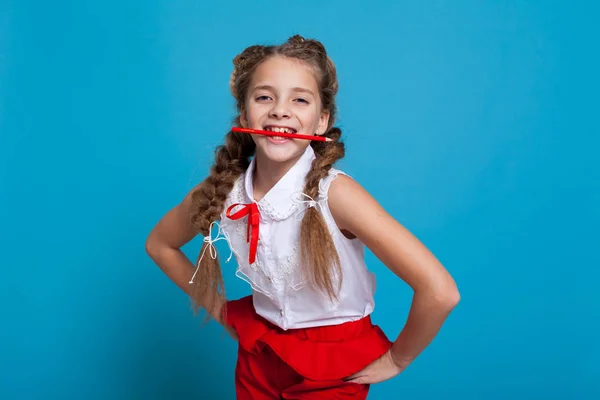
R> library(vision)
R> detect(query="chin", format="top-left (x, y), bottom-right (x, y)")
top-left (256, 140), bottom-right (308, 164)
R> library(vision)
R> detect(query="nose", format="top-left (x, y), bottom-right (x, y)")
top-left (269, 99), bottom-right (291, 119)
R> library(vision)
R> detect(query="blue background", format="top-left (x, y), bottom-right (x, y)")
top-left (1, 1), bottom-right (599, 399)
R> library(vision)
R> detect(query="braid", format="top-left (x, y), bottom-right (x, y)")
top-left (189, 131), bottom-right (255, 317)
top-left (230, 45), bottom-right (271, 104)
top-left (299, 128), bottom-right (345, 300)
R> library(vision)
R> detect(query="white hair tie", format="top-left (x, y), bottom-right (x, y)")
top-left (292, 192), bottom-right (326, 220)
top-left (189, 221), bottom-right (235, 284)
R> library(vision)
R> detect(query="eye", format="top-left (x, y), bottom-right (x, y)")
top-left (256, 95), bottom-right (272, 102)
top-left (295, 98), bottom-right (309, 104)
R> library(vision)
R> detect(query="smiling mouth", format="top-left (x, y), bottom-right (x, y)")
top-left (263, 126), bottom-right (298, 138)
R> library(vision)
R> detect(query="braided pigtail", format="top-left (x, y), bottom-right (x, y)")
top-left (189, 131), bottom-right (255, 318)
top-left (299, 128), bottom-right (345, 300)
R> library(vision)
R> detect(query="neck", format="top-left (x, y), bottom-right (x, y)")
top-left (252, 151), bottom-right (304, 202)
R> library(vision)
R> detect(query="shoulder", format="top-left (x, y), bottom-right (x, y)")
top-left (317, 167), bottom-right (347, 197)
top-left (326, 172), bottom-right (391, 239)
top-left (327, 172), bottom-right (380, 214)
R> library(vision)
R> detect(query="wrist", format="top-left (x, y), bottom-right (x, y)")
top-left (389, 348), bottom-right (414, 370)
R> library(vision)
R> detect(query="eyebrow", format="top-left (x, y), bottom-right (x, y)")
top-left (252, 85), bottom-right (315, 97)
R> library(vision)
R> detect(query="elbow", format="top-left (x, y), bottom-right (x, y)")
top-left (437, 282), bottom-right (460, 311)
top-left (145, 234), bottom-right (161, 261)
top-left (421, 279), bottom-right (460, 312)
top-left (443, 285), bottom-right (460, 310)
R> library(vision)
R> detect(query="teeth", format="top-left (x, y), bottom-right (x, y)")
top-left (265, 127), bottom-right (295, 134)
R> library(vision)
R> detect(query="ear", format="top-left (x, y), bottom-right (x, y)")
top-left (239, 108), bottom-right (248, 128)
top-left (316, 110), bottom-right (330, 136)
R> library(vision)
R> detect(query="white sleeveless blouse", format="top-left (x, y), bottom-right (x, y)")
top-left (215, 145), bottom-right (376, 330)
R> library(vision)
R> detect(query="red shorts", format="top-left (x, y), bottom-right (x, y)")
top-left (224, 296), bottom-right (393, 399)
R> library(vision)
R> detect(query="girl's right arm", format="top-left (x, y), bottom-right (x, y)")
top-left (145, 188), bottom-right (226, 324)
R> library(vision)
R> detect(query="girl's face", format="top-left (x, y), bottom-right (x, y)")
top-left (241, 56), bottom-right (329, 165)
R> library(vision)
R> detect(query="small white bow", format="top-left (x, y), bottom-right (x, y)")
top-left (292, 192), bottom-right (326, 220)
top-left (189, 221), bottom-right (234, 284)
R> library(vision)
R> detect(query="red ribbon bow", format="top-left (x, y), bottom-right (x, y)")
top-left (226, 202), bottom-right (260, 264)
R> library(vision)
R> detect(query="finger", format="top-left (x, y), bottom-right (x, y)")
top-left (343, 373), bottom-right (362, 381)
top-left (345, 378), bottom-right (366, 385)
top-left (344, 368), bottom-right (367, 381)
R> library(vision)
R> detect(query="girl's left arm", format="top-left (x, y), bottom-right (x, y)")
top-left (328, 175), bottom-right (460, 373)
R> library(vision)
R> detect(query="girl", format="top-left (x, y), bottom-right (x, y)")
top-left (146, 35), bottom-right (460, 399)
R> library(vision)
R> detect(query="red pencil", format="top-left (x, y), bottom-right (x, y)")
top-left (232, 127), bottom-right (332, 142)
